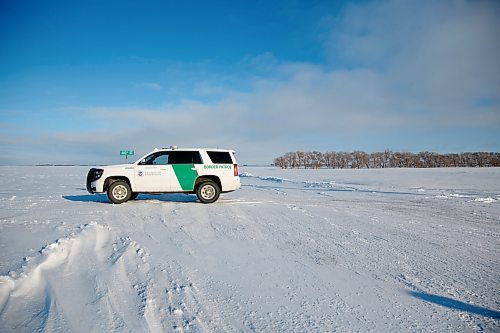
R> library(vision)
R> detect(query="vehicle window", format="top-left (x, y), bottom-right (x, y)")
top-left (207, 151), bottom-right (233, 164)
top-left (171, 151), bottom-right (202, 164)
top-left (142, 152), bottom-right (170, 165)
top-left (193, 152), bottom-right (202, 164)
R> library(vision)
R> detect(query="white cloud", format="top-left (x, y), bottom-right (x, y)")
top-left (324, 0), bottom-right (500, 114)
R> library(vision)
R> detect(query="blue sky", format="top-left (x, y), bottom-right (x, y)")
top-left (1, 0), bottom-right (499, 165)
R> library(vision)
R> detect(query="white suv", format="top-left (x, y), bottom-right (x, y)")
top-left (86, 147), bottom-right (241, 204)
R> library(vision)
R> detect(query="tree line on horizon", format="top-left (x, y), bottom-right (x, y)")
top-left (273, 151), bottom-right (500, 169)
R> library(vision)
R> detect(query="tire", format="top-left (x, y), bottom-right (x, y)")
top-left (196, 180), bottom-right (220, 204)
top-left (129, 192), bottom-right (139, 200)
top-left (107, 180), bottom-right (131, 204)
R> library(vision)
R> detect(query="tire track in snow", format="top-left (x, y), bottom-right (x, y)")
top-left (106, 203), bottom-right (231, 332)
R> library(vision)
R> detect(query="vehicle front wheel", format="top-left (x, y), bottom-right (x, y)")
top-left (107, 180), bottom-right (131, 204)
top-left (196, 180), bottom-right (220, 204)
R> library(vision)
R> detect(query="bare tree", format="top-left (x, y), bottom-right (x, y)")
top-left (273, 150), bottom-right (500, 169)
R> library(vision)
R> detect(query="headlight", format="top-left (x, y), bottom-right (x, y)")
top-left (94, 169), bottom-right (104, 180)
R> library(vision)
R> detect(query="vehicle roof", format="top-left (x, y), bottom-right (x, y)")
top-left (155, 147), bottom-right (235, 153)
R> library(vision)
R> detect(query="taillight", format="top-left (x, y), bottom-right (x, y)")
top-left (234, 164), bottom-right (239, 176)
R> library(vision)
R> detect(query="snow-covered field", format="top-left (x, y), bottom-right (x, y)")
top-left (0, 166), bottom-right (499, 332)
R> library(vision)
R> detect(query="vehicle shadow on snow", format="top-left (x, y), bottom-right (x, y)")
top-left (63, 194), bottom-right (109, 203)
top-left (408, 290), bottom-right (500, 319)
top-left (63, 193), bottom-right (198, 204)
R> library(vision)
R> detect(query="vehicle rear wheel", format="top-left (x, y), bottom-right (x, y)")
top-left (196, 180), bottom-right (220, 203)
top-left (107, 180), bottom-right (131, 204)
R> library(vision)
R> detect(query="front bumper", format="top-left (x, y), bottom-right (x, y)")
top-left (86, 168), bottom-right (103, 194)
top-left (87, 183), bottom-right (96, 194)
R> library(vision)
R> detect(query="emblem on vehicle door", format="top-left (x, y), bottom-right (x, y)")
top-left (138, 170), bottom-right (144, 177)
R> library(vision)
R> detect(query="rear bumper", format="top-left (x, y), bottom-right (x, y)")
top-left (222, 177), bottom-right (241, 192)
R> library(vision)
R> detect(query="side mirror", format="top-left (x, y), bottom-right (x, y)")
top-left (139, 159), bottom-right (146, 165)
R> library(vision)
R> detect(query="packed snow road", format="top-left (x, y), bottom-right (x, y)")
top-left (0, 166), bottom-right (499, 332)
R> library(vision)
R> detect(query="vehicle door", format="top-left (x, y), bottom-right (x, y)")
top-left (134, 151), bottom-right (173, 192)
top-left (169, 151), bottom-right (202, 192)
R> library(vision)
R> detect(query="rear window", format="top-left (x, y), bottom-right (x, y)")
top-left (171, 151), bottom-right (202, 164)
top-left (207, 151), bottom-right (233, 164)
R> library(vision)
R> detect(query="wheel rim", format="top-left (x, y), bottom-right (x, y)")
top-left (200, 184), bottom-right (216, 200)
top-left (112, 184), bottom-right (128, 200)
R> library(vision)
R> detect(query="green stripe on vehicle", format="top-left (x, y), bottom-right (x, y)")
top-left (172, 164), bottom-right (198, 191)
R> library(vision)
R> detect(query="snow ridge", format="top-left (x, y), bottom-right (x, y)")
top-left (0, 223), bottom-right (160, 332)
